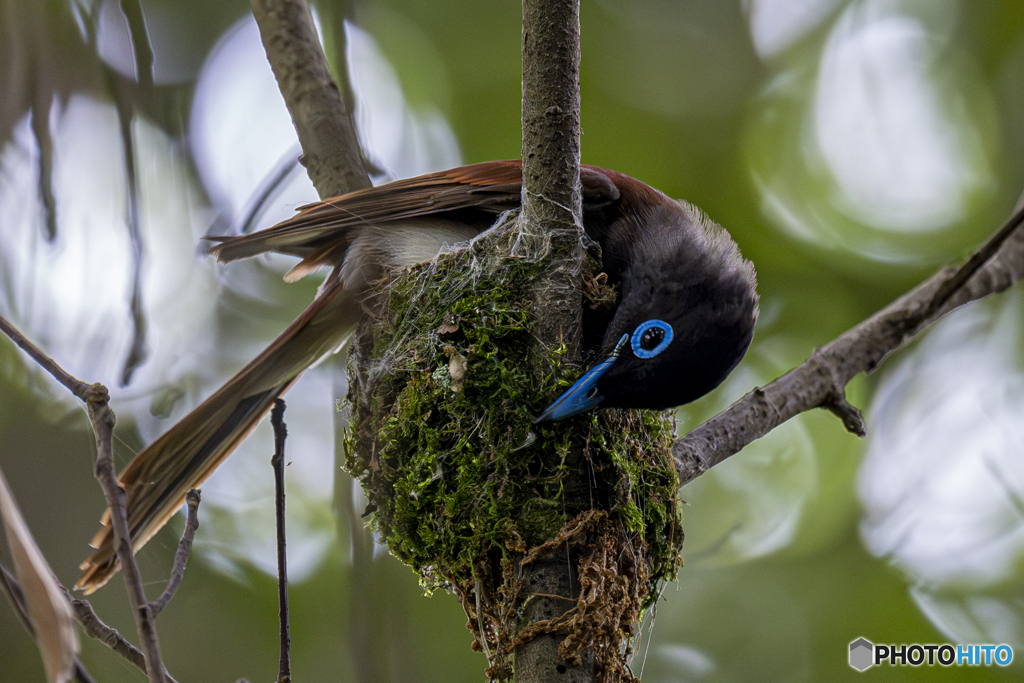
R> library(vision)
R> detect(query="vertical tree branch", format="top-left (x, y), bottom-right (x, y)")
top-left (108, 76), bottom-right (148, 386)
top-left (249, 0), bottom-right (370, 198)
top-left (103, 0), bottom-right (156, 385)
top-left (315, 0), bottom-right (361, 145)
top-left (88, 392), bottom-right (168, 683)
top-left (270, 400), bottom-right (292, 683)
top-left (245, 5), bottom-right (375, 679)
top-left (520, 0), bottom-right (584, 358)
top-left (516, 2), bottom-right (591, 682)
top-left (118, 0), bottom-right (154, 89)
top-left (29, 81), bottom-right (57, 241)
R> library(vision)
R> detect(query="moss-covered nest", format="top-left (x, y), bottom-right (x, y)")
top-left (342, 214), bottom-right (684, 681)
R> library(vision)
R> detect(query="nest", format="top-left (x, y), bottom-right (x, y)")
top-left (342, 213), bottom-right (684, 681)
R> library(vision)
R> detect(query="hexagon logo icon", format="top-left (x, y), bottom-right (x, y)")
top-left (849, 638), bottom-right (874, 671)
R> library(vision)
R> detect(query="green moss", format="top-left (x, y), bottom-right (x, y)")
top-left (343, 220), bottom-right (683, 606)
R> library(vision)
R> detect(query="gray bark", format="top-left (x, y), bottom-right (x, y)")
top-left (516, 1), bottom-right (593, 682)
top-left (249, 0), bottom-right (370, 198)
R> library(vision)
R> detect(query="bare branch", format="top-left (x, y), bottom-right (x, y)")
top-left (118, 0), bottom-right (154, 88)
top-left (67, 591), bottom-right (146, 672)
top-left (675, 203), bottom-right (1024, 484)
top-left (249, 0), bottom-right (370, 198)
top-left (516, 2), bottom-right (592, 682)
top-left (86, 390), bottom-right (168, 683)
top-left (0, 316), bottom-right (170, 682)
top-left (66, 590), bottom-right (179, 683)
top-left (0, 315), bottom-right (93, 399)
top-left (29, 87), bottom-right (57, 242)
top-left (149, 490), bottom-right (200, 616)
top-left (102, 0), bottom-right (157, 385)
top-left (106, 74), bottom-right (148, 386)
top-left (0, 563), bottom-right (35, 649)
top-left (270, 400), bottom-right (291, 683)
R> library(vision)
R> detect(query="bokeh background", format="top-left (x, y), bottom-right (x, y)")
top-left (2, 0), bottom-right (1024, 681)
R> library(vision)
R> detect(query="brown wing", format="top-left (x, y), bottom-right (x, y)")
top-left (206, 160), bottom-right (527, 265)
top-left (207, 161), bottom-right (622, 266)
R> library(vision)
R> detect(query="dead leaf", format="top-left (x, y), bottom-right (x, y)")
top-left (437, 312), bottom-right (460, 335)
top-left (0, 466), bottom-right (79, 683)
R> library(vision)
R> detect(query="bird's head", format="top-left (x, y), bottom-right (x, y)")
top-left (535, 199), bottom-right (758, 422)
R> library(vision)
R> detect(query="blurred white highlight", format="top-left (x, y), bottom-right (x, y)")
top-left (814, 0), bottom-right (990, 231)
top-left (348, 22), bottom-right (462, 180)
top-left (658, 644), bottom-right (717, 678)
top-left (745, 0), bottom-right (843, 58)
top-left (861, 291), bottom-right (1024, 644)
top-left (679, 359), bottom-right (817, 565)
top-left (189, 16), bottom-right (461, 239)
top-left (0, 95), bottom-right (218, 412)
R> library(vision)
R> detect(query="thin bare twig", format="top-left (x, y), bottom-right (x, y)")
top-left (111, 76), bottom-right (148, 387)
top-left (238, 145), bottom-right (302, 236)
top-left (149, 489), bottom-right (200, 616)
top-left (0, 562), bottom-right (33, 644)
top-left (87, 390), bottom-right (168, 683)
top-left (66, 589), bottom-right (179, 683)
top-left (271, 400), bottom-right (291, 683)
top-left (29, 83), bottom-right (57, 242)
top-left (675, 202), bottom-right (1024, 484)
top-left (67, 590), bottom-right (145, 673)
top-left (94, 0), bottom-right (155, 386)
top-left (0, 315), bottom-right (92, 398)
top-left (0, 315), bottom-right (169, 682)
top-left (118, 0), bottom-right (154, 88)
top-left (73, 658), bottom-right (97, 682)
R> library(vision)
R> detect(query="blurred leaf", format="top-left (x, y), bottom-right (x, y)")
top-left (0, 464), bottom-right (79, 683)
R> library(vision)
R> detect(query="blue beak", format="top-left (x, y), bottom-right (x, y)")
top-left (533, 334), bottom-right (628, 423)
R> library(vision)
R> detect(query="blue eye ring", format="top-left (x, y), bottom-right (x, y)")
top-left (631, 319), bottom-right (673, 359)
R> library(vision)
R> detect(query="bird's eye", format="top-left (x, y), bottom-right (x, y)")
top-left (640, 327), bottom-right (664, 350)
top-left (631, 320), bottom-right (673, 359)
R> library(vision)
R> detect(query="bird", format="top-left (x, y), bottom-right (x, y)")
top-left (75, 160), bottom-right (758, 593)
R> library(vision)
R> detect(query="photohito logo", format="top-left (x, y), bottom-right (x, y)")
top-left (849, 638), bottom-right (1014, 671)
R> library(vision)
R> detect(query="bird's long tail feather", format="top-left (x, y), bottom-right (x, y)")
top-left (76, 272), bottom-right (359, 593)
